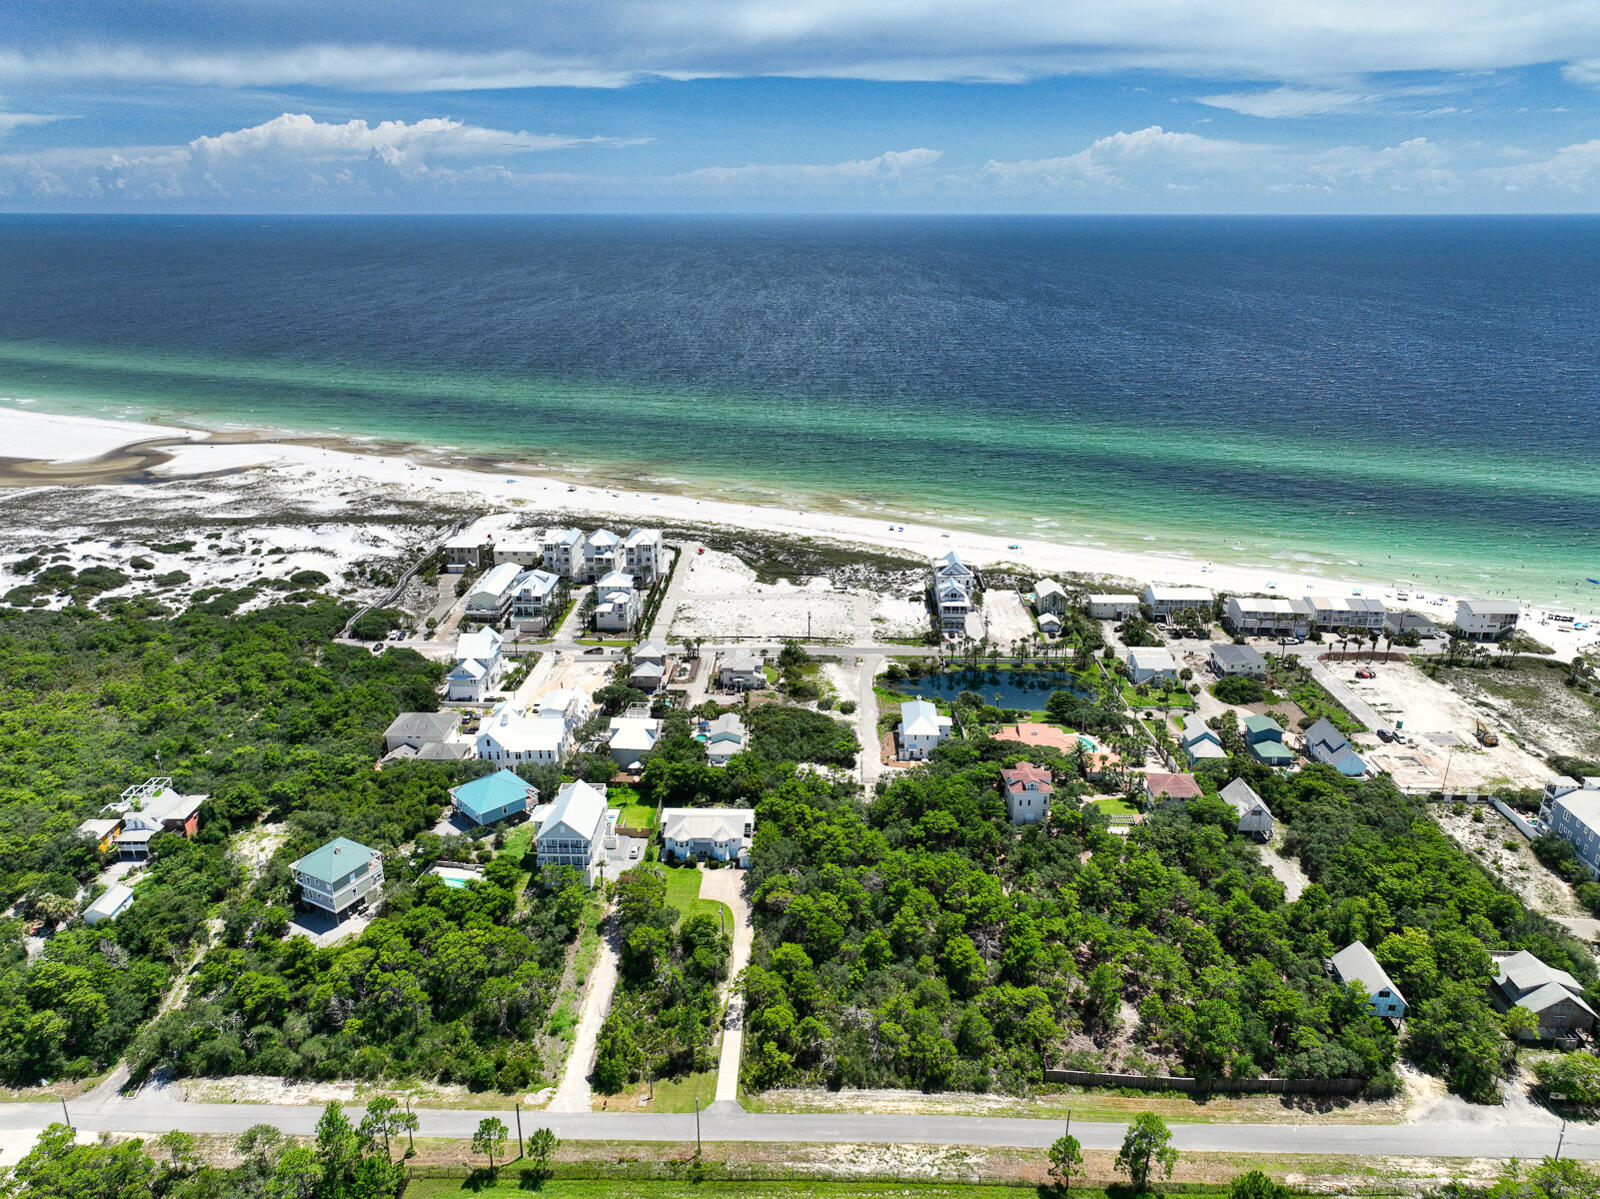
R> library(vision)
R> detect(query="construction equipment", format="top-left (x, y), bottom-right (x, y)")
top-left (1476, 720), bottom-right (1500, 747)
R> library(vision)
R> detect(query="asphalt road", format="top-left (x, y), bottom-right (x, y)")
top-left (9, 1101), bottom-right (1594, 1160)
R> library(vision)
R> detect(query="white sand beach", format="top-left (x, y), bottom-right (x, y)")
top-left (1, 407), bottom-right (1596, 640)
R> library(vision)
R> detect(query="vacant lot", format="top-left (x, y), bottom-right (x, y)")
top-left (1433, 805), bottom-right (1580, 919)
top-left (1432, 660), bottom-right (1600, 763)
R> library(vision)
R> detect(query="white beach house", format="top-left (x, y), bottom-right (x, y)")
top-left (1456, 599), bottom-right (1521, 642)
top-left (898, 698), bottom-right (953, 760)
top-left (542, 528), bottom-right (585, 578)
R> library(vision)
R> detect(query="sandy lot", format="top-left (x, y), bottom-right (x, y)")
top-left (1434, 806), bottom-right (1580, 919)
top-left (668, 547), bottom-right (926, 643)
top-left (1342, 662), bottom-right (1555, 790)
top-left (982, 589), bottom-right (1039, 645)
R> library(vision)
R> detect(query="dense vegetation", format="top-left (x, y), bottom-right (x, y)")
top-left (739, 738), bottom-right (1590, 1100)
top-left (593, 864), bottom-right (731, 1092)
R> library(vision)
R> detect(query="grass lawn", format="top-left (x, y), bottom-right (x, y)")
top-left (1289, 679), bottom-right (1367, 735)
top-left (660, 865), bottom-right (730, 924)
top-left (600, 1068), bottom-right (718, 1114)
top-left (614, 802), bottom-right (658, 829)
top-left (1121, 681), bottom-right (1195, 711)
top-left (1086, 797), bottom-right (1138, 817)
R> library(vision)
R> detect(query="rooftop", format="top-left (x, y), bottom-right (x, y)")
top-left (661, 806), bottom-right (755, 843)
top-left (1331, 940), bottom-right (1403, 1005)
top-left (386, 711), bottom-right (460, 742)
top-left (1145, 772), bottom-right (1202, 800)
top-left (291, 837), bottom-right (379, 885)
top-left (1210, 643), bottom-right (1266, 668)
top-left (451, 769), bottom-right (536, 818)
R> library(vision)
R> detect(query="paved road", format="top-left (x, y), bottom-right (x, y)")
top-left (11, 1102), bottom-right (1593, 1160)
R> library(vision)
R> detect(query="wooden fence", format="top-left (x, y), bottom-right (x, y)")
top-left (1042, 1069), bottom-right (1363, 1096)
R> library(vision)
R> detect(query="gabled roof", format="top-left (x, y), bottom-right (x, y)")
top-left (936, 578), bottom-right (971, 601)
top-left (538, 688), bottom-right (586, 718)
top-left (585, 528), bottom-right (620, 548)
top-left (1495, 950), bottom-right (1582, 999)
top-left (596, 569), bottom-right (634, 590)
top-left (85, 883), bottom-right (135, 923)
top-left (480, 705), bottom-right (565, 754)
top-left (1251, 740), bottom-right (1295, 764)
top-left (1305, 717), bottom-right (1351, 754)
top-left (1243, 714), bottom-right (1284, 736)
top-left (661, 807), bottom-right (754, 844)
top-left (635, 639), bottom-right (670, 662)
top-left (705, 713), bottom-right (746, 745)
top-left (385, 711), bottom-right (459, 742)
top-left (1001, 762), bottom-right (1054, 796)
top-left (1210, 643), bottom-right (1266, 669)
top-left (291, 837), bottom-right (379, 885)
top-left (470, 562), bottom-right (524, 599)
top-left (1034, 579), bottom-right (1067, 599)
top-left (1037, 613), bottom-right (1063, 630)
top-left (1144, 772), bottom-right (1202, 800)
top-left (1220, 778), bottom-right (1270, 820)
top-left (449, 658), bottom-right (487, 680)
top-left (623, 528), bottom-right (661, 548)
top-left (720, 650), bottom-right (763, 673)
top-left (1515, 982), bottom-right (1598, 1020)
top-left (513, 569), bottom-right (560, 597)
top-left (933, 550), bottom-right (971, 574)
top-left (1459, 598), bottom-right (1520, 617)
top-left (632, 660), bottom-right (666, 680)
top-left (1127, 647), bottom-right (1178, 670)
top-left (900, 698), bottom-right (949, 737)
top-left (540, 781), bottom-right (609, 842)
top-left (1331, 940), bottom-right (1403, 1005)
top-left (451, 769), bottom-right (537, 818)
top-left (545, 527), bottom-right (583, 547)
top-left (1180, 714), bottom-right (1218, 746)
top-left (456, 628), bottom-right (503, 661)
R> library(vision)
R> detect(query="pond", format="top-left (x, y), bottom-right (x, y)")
top-left (887, 668), bottom-right (1092, 711)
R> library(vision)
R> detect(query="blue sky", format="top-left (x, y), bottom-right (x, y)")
top-left (2, 0), bottom-right (1599, 212)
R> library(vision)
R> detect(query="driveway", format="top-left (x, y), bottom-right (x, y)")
top-left (548, 906), bottom-right (621, 1113)
top-left (697, 868), bottom-right (754, 1105)
top-left (853, 654), bottom-right (884, 789)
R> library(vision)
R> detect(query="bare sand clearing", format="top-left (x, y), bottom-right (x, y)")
top-left (1, 408), bottom-right (1593, 636)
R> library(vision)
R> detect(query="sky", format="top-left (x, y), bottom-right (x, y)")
top-left (2, 0), bottom-right (1600, 213)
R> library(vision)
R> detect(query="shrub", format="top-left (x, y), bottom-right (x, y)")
top-left (1213, 676), bottom-right (1268, 705)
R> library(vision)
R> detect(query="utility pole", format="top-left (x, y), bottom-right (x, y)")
top-left (695, 1096), bottom-right (702, 1157)
top-left (405, 1099), bottom-right (414, 1153)
top-left (1557, 1117), bottom-right (1567, 1161)
top-left (60, 1098), bottom-right (71, 1129)
top-left (515, 1101), bottom-right (523, 1159)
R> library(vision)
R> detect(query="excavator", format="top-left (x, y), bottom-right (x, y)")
top-left (1476, 719), bottom-right (1500, 747)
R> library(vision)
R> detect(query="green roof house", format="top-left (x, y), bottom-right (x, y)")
top-left (291, 837), bottom-right (384, 917)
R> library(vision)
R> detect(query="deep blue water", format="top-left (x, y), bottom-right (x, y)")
top-left (0, 215), bottom-right (1597, 606)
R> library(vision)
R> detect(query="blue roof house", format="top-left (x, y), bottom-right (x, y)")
top-left (451, 769), bottom-right (538, 827)
top-left (1304, 717), bottom-right (1368, 777)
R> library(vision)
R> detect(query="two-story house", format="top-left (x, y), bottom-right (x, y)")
top-left (1000, 761), bottom-right (1053, 825)
top-left (1456, 599), bottom-right (1520, 642)
top-left (661, 807), bottom-right (754, 865)
top-left (897, 698), bottom-right (953, 761)
top-left (1331, 940), bottom-right (1406, 1019)
top-left (536, 781), bottom-right (612, 884)
top-left (291, 837), bottom-right (384, 917)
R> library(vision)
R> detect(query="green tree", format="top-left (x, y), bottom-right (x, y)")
top-left (472, 1116), bottom-right (510, 1174)
top-left (1115, 1112), bottom-right (1178, 1191)
top-left (1228, 1169), bottom-right (1290, 1199)
top-left (528, 1127), bottom-right (559, 1177)
top-left (1049, 1133), bottom-right (1084, 1192)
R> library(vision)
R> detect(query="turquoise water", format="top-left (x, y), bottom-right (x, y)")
top-left (1, 215), bottom-right (1597, 609)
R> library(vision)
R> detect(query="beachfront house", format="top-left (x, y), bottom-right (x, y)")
top-left (1220, 778), bottom-right (1274, 840)
top-left (1385, 610), bottom-right (1439, 639)
top-left (542, 528), bottom-right (585, 579)
top-left (1244, 714), bottom-right (1295, 767)
top-left (493, 538), bottom-right (546, 568)
top-left (447, 627), bottom-right (503, 701)
top-left (932, 552), bottom-right (977, 637)
top-left (110, 777), bottom-right (206, 860)
top-left (509, 569), bottom-right (563, 634)
top-left (1304, 595), bottom-right (1387, 635)
top-left (608, 714), bottom-right (662, 770)
top-left (536, 781), bottom-right (612, 884)
top-left (1331, 941), bottom-right (1407, 1019)
top-left (1087, 594), bottom-right (1140, 620)
top-left (1304, 717), bottom-right (1367, 777)
top-left (464, 562), bottom-right (524, 624)
top-left (1033, 579), bottom-right (1069, 618)
top-left (442, 532), bottom-right (491, 572)
top-left (383, 710), bottom-right (462, 756)
top-left (1224, 596), bottom-right (1311, 639)
top-left (478, 701), bottom-right (567, 766)
top-left (1209, 643), bottom-right (1267, 678)
top-left (1125, 647), bottom-right (1179, 685)
top-left (1000, 761), bottom-right (1054, 825)
top-left (1455, 599), bottom-right (1520, 642)
top-left (718, 651), bottom-right (766, 691)
top-left (1180, 714), bottom-right (1227, 764)
top-left (1490, 950), bottom-right (1597, 1038)
top-left (1143, 585), bottom-right (1212, 624)
top-left (1144, 772), bottom-right (1202, 803)
top-left (661, 807), bottom-right (755, 865)
top-left (84, 883), bottom-right (136, 926)
top-left (700, 712), bottom-right (747, 766)
top-left (291, 837), bottom-right (384, 918)
top-left (622, 528), bottom-right (666, 583)
top-left (898, 698), bottom-right (953, 761)
top-left (594, 571), bottom-right (641, 633)
top-left (450, 769), bottom-right (537, 827)
top-left (582, 529), bottom-right (621, 581)
top-left (1539, 781), bottom-right (1600, 879)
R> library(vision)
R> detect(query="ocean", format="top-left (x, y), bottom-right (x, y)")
top-left (0, 214), bottom-right (1596, 608)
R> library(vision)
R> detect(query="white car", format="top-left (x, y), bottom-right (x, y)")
top-left (627, 844), bottom-right (641, 859)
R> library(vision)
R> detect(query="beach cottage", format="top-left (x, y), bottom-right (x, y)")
top-left (1220, 778), bottom-right (1274, 840)
top-left (1456, 599), bottom-right (1520, 642)
top-left (291, 837), bottom-right (384, 918)
top-left (1125, 647), bottom-right (1179, 685)
top-left (1304, 717), bottom-right (1367, 777)
top-left (1331, 941), bottom-right (1406, 1019)
top-left (450, 769), bottom-right (537, 827)
top-left (661, 807), bottom-right (754, 865)
top-left (898, 698), bottom-right (953, 761)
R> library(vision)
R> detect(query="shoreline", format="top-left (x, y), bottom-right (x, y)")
top-left (1, 405), bottom-right (1596, 629)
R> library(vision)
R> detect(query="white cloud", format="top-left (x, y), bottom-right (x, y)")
top-left (1563, 59), bottom-right (1600, 88)
top-left (671, 147), bottom-right (942, 191)
top-left (0, 110), bottom-right (68, 139)
top-left (1196, 87), bottom-right (1377, 119)
top-left (2, 2), bottom-right (1600, 91)
top-left (0, 113), bottom-right (643, 203)
top-left (1486, 139), bottom-right (1600, 192)
top-left (978, 126), bottom-right (1271, 192)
